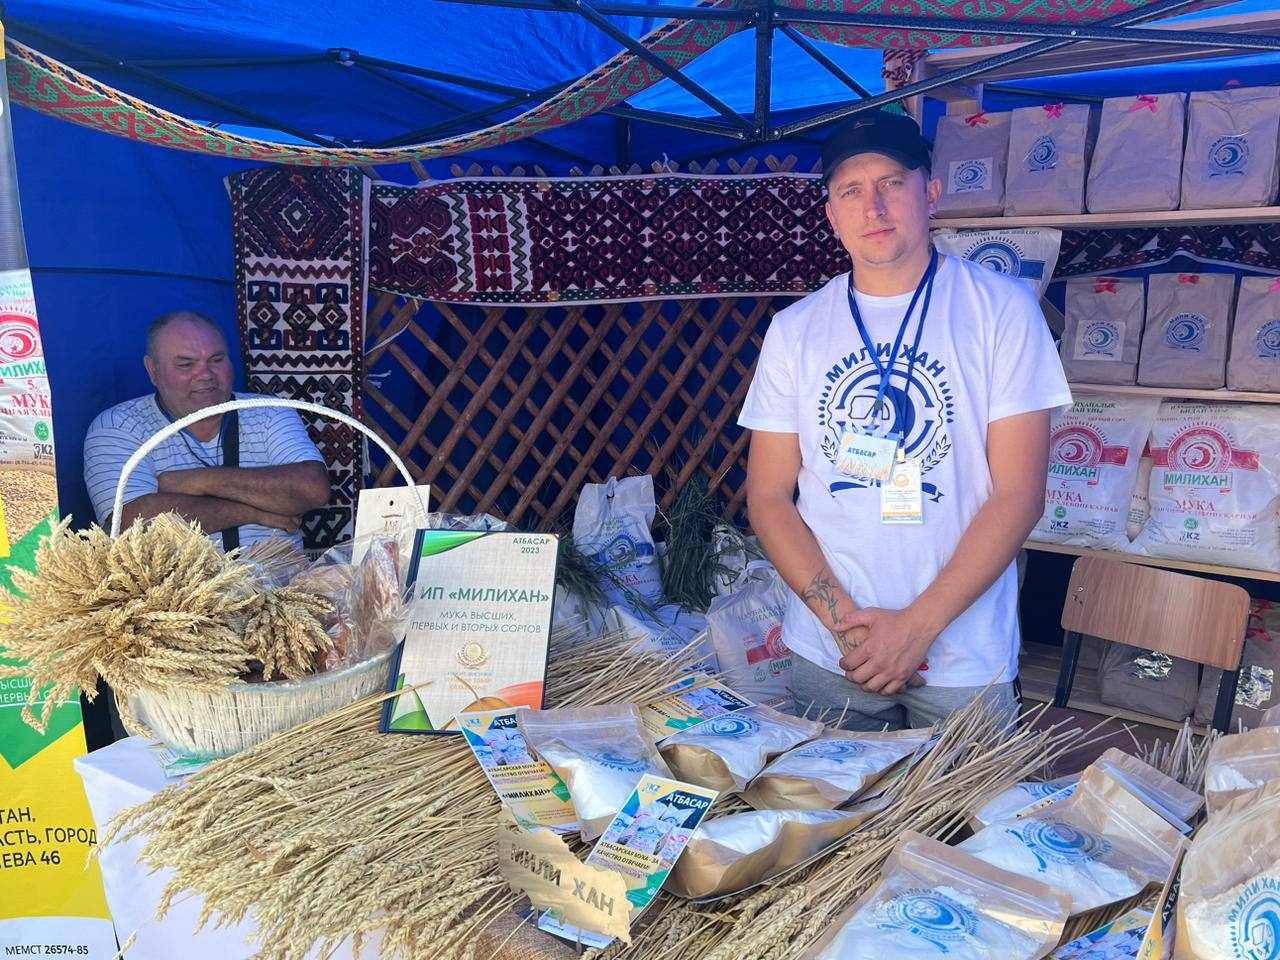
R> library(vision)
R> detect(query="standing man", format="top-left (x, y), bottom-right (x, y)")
top-left (84, 310), bottom-right (330, 549)
top-left (739, 111), bottom-right (1071, 730)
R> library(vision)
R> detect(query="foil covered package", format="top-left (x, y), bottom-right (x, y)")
top-left (518, 704), bottom-right (672, 841)
top-left (659, 704), bottom-right (822, 794)
top-left (742, 727), bottom-right (932, 810)
top-left (806, 831), bottom-right (1071, 960)
top-left (959, 765), bottom-right (1183, 915)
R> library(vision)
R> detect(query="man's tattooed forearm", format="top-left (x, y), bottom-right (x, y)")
top-left (801, 569), bottom-right (858, 654)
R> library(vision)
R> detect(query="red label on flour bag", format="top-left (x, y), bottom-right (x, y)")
top-left (0, 271), bottom-right (54, 473)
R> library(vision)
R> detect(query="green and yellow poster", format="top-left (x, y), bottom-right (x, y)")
top-left (0, 23), bottom-right (115, 955)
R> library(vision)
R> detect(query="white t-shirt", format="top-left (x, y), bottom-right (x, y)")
top-left (738, 255), bottom-right (1071, 687)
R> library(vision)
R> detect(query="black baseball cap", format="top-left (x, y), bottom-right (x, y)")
top-left (821, 110), bottom-right (932, 185)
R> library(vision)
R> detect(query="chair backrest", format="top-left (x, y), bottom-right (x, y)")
top-left (1059, 557), bottom-right (1250, 671)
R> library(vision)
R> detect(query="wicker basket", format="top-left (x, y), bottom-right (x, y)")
top-left (110, 397), bottom-right (426, 759)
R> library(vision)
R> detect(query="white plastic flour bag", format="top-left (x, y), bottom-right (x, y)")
top-left (1030, 395), bottom-right (1160, 551)
top-left (1087, 93), bottom-right (1187, 213)
top-left (932, 111), bottom-right (1010, 218)
top-left (1138, 272), bottom-right (1235, 389)
top-left (1228, 276), bottom-right (1280, 392)
top-left (1181, 86), bottom-right (1280, 210)
top-left (1060, 277), bottom-right (1145, 385)
top-left (1127, 444), bottom-right (1153, 541)
top-left (573, 475), bottom-right (663, 607)
top-left (1133, 402), bottom-right (1280, 572)
top-left (706, 562), bottom-right (793, 712)
top-left (931, 228), bottom-right (1062, 299)
top-left (1005, 103), bottom-right (1096, 216)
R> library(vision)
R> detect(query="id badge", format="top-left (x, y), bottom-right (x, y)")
top-left (881, 458), bottom-right (923, 524)
top-left (836, 429), bottom-right (899, 483)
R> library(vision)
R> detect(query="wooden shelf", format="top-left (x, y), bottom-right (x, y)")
top-left (1019, 641), bottom-right (1208, 735)
top-left (1067, 383), bottom-right (1280, 404)
top-left (1023, 540), bottom-right (1280, 583)
top-left (933, 205), bottom-right (1280, 231)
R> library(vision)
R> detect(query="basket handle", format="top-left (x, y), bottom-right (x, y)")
top-left (109, 397), bottom-right (426, 538)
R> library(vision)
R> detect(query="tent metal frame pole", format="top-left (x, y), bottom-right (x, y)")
top-left (64, 53), bottom-right (337, 69)
top-left (553, 0), bottom-right (753, 134)
top-left (779, 24), bottom-right (871, 98)
top-left (435, 0), bottom-right (757, 20)
top-left (775, 0), bottom-right (1206, 137)
top-left (754, 3), bottom-right (773, 138)
top-left (773, 8), bottom-right (1280, 52)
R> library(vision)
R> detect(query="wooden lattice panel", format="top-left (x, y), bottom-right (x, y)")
top-left (361, 292), bottom-right (792, 529)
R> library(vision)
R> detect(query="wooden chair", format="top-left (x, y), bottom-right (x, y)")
top-left (1052, 557), bottom-right (1251, 734)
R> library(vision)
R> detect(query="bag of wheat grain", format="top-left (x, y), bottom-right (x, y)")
top-left (1087, 93), bottom-right (1187, 213)
top-left (1029, 395), bottom-right (1160, 551)
top-left (1060, 277), bottom-right (1145, 385)
top-left (931, 228), bottom-right (1061, 299)
top-left (1138, 272), bottom-right (1235, 389)
top-left (933, 111), bottom-right (1010, 218)
top-left (1005, 103), bottom-right (1096, 216)
top-left (1228, 276), bottom-right (1280, 392)
top-left (1181, 86), bottom-right (1280, 210)
top-left (1132, 402), bottom-right (1280, 571)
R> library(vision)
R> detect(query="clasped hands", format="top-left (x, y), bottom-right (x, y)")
top-left (832, 605), bottom-right (934, 697)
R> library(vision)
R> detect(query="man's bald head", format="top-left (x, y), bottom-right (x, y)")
top-left (143, 311), bottom-right (234, 421)
top-left (146, 311), bottom-right (225, 359)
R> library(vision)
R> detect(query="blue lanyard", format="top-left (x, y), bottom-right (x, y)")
top-left (846, 249), bottom-right (938, 426)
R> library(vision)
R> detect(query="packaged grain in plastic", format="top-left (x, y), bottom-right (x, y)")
top-left (1030, 395), bottom-right (1160, 551)
top-left (1204, 725), bottom-right (1280, 816)
top-left (1087, 93), bottom-right (1187, 213)
top-left (705, 562), bottom-right (793, 712)
top-left (807, 831), bottom-right (1070, 960)
top-left (1060, 277), bottom-right (1145, 385)
top-left (931, 227), bottom-right (1061, 299)
top-left (1093, 747), bottom-right (1203, 824)
top-left (1005, 102), bottom-right (1095, 216)
top-left (971, 774), bottom-right (1080, 828)
top-left (573, 475), bottom-right (662, 608)
top-left (959, 765), bottom-right (1183, 914)
top-left (1228, 276), bottom-right (1280, 392)
top-left (1175, 777), bottom-right (1280, 959)
top-left (1181, 86), bottom-right (1280, 210)
top-left (1138, 272), bottom-right (1234, 389)
top-left (1132, 402), bottom-right (1280, 571)
top-left (743, 727), bottom-right (933, 810)
top-left (660, 704), bottom-right (822, 794)
top-left (932, 110), bottom-right (1010, 218)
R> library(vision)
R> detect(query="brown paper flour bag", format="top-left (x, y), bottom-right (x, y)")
top-left (1181, 86), bottom-right (1280, 210)
top-left (1138, 272), bottom-right (1235, 389)
top-left (933, 111), bottom-right (1010, 218)
top-left (1060, 277), bottom-right (1145, 385)
top-left (660, 704), bottom-right (822, 794)
top-left (1196, 600), bottom-right (1280, 731)
top-left (1229, 276), bottom-right (1280, 392)
top-left (1088, 93), bottom-right (1186, 213)
top-left (1204, 725), bottom-right (1280, 816)
top-left (1097, 642), bottom-right (1199, 723)
top-left (1005, 102), bottom-right (1095, 216)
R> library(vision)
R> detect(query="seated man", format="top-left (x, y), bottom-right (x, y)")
top-left (83, 310), bottom-right (330, 549)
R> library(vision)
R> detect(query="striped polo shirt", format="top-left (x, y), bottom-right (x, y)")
top-left (83, 392), bottom-right (324, 548)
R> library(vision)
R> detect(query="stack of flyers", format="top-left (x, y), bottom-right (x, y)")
top-left (457, 708), bottom-right (578, 834)
top-left (538, 775), bottom-right (718, 948)
top-left (640, 679), bottom-right (753, 743)
top-left (1050, 908), bottom-right (1153, 959)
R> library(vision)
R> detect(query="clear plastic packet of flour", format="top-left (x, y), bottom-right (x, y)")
top-left (1175, 777), bottom-right (1280, 959)
top-left (806, 831), bottom-right (1071, 960)
top-left (959, 765), bottom-right (1183, 915)
top-left (971, 773), bottom-right (1082, 828)
top-left (666, 802), bottom-right (884, 900)
top-left (1204, 725), bottom-right (1280, 816)
top-left (1094, 747), bottom-right (1203, 824)
top-left (518, 704), bottom-right (672, 841)
top-left (742, 727), bottom-right (932, 810)
top-left (659, 704), bottom-right (823, 794)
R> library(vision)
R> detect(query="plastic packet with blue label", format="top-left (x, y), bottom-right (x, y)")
top-left (805, 831), bottom-right (1070, 960)
top-left (660, 703), bottom-right (822, 794)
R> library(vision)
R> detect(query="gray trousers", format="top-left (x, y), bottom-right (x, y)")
top-left (792, 654), bottom-right (1019, 731)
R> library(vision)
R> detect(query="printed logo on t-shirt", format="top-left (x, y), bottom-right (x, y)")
top-left (1255, 320), bottom-right (1280, 359)
top-left (1163, 313), bottom-right (1208, 352)
top-left (817, 342), bottom-right (955, 501)
top-left (1026, 134), bottom-right (1058, 173)
top-left (1208, 134), bottom-right (1249, 178)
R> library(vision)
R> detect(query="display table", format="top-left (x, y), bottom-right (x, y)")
top-left (74, 737), bottom-right (383, 960)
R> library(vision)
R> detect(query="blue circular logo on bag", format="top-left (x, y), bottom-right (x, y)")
top-left (1231, 877), bottom-right (1280, 960)
top-left (591, 751), bottom-right (650, 773)
top-left (1164, 313), bottom-right (1207, 351)
top-left (1014, 819), bottom-right (1111, 865)
top-left (793, 739), bottom-right (866, 762)
top-left (1029, 134), bottom-right (1058, 171)
top-left (1082, 320), bottom-right (1120, 356)
top-left (967, 241), bottom-right (1022, 277)
top-left (703, 715), bottom-right (761, 738)
top-left (1256, 320), bottom-right (1280, 359)
top-left (1210, 135), bottom-right (1250, 176)
top-left (954, 160), bottom-right (988, 191)
top-left (879, 889), bottom-right (978, 949)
